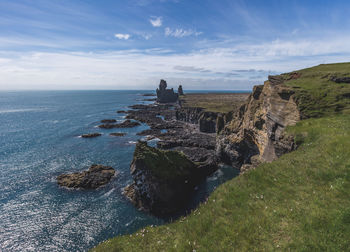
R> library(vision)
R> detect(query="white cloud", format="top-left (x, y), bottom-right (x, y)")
top-left (1, 36), bottom-right (350, 90)
top-left (150, 16), bottom-right (162, 27)
top-left (165, 27), bottom-right (202, 38)
top-left (114, 33), bottom-right (130, 40)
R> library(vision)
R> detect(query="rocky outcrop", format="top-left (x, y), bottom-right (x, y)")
top-left (330, 75), bottom-right (350, 83)
top-left (175, 107), bottom-right (219, 133)
top-left (176, 107), bottom-right (203, 124)
top-left (81, 133), bottom-right (102, 138)
top-left (124, 141), bottom-right (202, 216)
top-left (98, 120), bottom-right (140, 129)
top-left (216, 75), bottom-right (300, 170)
top-left (178, 85), bottom-right (184, 95)
top-left (57, 164), bottom-right (116, 189)
top-left (156, 80), bottom-right (178, 103)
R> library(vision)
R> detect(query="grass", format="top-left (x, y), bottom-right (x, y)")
top-left (180, 93), bottom-right (249, 113)
top-left (283, 62), bottom-right (350, 118)
top-left (92, 63), bottom-right (350, 251)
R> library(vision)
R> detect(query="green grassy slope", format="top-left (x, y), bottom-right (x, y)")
top-left (92, 63), bottom-right (350, 251)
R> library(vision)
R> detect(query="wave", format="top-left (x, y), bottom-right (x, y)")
top-left (0, 108), bottom-right (46, 114)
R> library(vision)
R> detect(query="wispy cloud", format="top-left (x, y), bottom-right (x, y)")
top-left (114, 33), bottom-right (131, 40)
top-left (150, 16), bottom-right (162, 27)
top-left (165, 27), bottom-right (202, 38)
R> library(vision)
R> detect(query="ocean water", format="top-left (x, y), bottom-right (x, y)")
top-left (0, 90), bottom-right (239, 252)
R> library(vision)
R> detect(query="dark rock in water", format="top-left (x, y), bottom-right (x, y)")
top-left (143, 93), bottom-right (156, 96)
top-left (99, 120), bottom-right (141, 129)
top-left (116, 110), bottom-right (127, 113)
top-left (57, 164), bottom-right (116, 189)
top-left (136, 128), bottom-right (161, 136)
top-left (124, 141), bottom-right (203, 216)
top-left (81, 133), bottom-right (102, 138)
top-left (110, 132), bottom-right (126, 137)
top-left (330, 76), bottom-right (350, 83)
top-left (156, 79), bottom-right (179, 103)
top-left (143, 98), bottom-right (157, 101)
top-left (178, 85), bottom-right (184, 95)
top-left (101, 119), bottom-right (117, 123)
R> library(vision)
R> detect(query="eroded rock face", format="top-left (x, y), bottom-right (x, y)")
top-left (124, 141), bottom-right (202, 216)
top-left (216, 75), bottom-right (300, 170)
top-left (57, 164), bottom-right (116, 189)
top-left (156, 79), bottom-right (179, 103)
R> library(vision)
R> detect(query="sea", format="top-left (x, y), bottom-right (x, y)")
top-left (0, 90), bottom-right (241, 251)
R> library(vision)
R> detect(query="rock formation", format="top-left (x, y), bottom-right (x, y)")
top-left (216, 75), bottom-right (301, 171)
top-left (178, 85), bottom-right (184, 95)
top-left (98, 119), bottom-right (141, 129)
top-left (57, 164), bottom-right (116, 189)
top-left (124, 141), bottom-right (203, 216)
top-left (81, 133), bottom-right (102, 138)
top-left (156, 79), bottom-right (179, 103)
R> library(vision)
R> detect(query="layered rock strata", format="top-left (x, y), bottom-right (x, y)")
top-left (216, 75), bottom-right (301, 170)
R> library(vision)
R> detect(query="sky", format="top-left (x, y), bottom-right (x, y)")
top-left (1, 0), bottom-right (350, 90)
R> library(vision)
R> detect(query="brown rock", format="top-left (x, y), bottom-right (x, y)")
top-left (57, 164), bottom-right (116, 189)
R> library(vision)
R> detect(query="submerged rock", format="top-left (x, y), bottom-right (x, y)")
top-left (81, 133), bottom-right (102, 138)
top-left (124, 141), bottom-right (202, 216)
top-left (57, 164), bottom-right (116, 189)
top-left (98, 120), bottom-right (141, 129)
top-left (110, 132), bottom-right (126, 137)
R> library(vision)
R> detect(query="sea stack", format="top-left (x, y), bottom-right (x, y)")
top-left (156, 79), bottom-right (178, 103)
top-left (178, 85), bottom-right (184, 95)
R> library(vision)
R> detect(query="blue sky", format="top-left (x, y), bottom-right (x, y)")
top-left (1, 0), bottom-right (350, 90)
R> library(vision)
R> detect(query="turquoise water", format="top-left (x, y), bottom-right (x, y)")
top-left (0, 91), bottom-right (239, 251)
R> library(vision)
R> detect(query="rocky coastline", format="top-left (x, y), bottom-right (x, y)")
top-left (122, 76), bottom-right (301, 215)
top-left (58, 77), bottom-right (300, 217)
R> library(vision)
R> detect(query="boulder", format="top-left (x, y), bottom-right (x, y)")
top-left (57, 164), bottom-right (116, 189)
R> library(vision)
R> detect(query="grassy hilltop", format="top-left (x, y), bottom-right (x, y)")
top-left (92, 63), bottom-right (350, 251)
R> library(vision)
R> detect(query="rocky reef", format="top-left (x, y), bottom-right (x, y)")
top-left (216, 75), bottom-right (300, 171)
top-left (57, 164), bottom-right (116, 189)
top-left (156, 79), bottom-right (179, 103)
top-left (81, 133), bottom-right (102, 138)
top-left (123, 141), bottom-right (202, 216)
top-left (98, 119), bottom-right (141, 129)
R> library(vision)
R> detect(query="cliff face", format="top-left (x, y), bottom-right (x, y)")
top-left (124, 141), bottom-right (202, 216)
top-left (216, 75), bottom-right (301, 170)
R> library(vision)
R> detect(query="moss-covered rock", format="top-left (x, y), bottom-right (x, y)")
top-left (124, 141), bottom-right (201, 216)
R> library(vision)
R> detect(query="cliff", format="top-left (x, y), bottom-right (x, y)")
top-left (216, 75), bottom-right (300, 170)
top-left (124, 141), bottom-right (202, 216)
top-left (93, 63), bottom-right (350, 252)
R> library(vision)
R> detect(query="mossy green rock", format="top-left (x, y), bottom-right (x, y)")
top-left (124, 141), bottom-right (200, 216)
